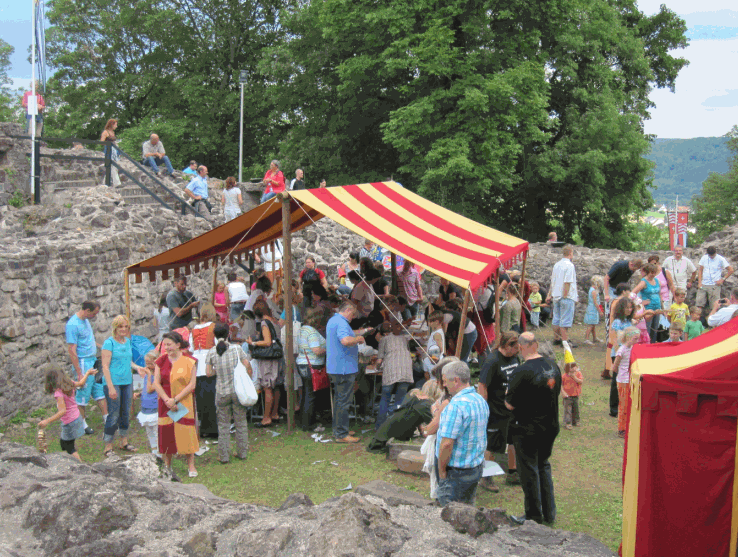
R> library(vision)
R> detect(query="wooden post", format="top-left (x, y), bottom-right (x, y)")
top-left (210, 262), bottom-right (218, 305)
top-left (519, 255), bottom-right (528, 331)
top-left (391, 253), bottom-right (398, 295)
top-left (280, 194), bottom-right (295, 432)
top-left (494, 272), bottom-right (501, 347)
top-left (454, 289), bottom-right (471, 359)
top-left (124, 269), bottom-right (131, 325)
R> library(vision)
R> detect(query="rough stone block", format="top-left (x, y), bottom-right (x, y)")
top-left (355, 480), bottom-right (434, 507)
top-left (441, 502), bottom-right (497, 538)
top-left (387, 442), bottom-right (421, 462)
top-left (396, 450), bottom-right (426, 474)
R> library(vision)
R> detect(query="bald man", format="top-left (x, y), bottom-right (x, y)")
top-left (142, 134), bottom-right (175, 175)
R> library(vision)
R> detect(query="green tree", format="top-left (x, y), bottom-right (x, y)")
top-left (0, 38), bottom-right (22, 123)
top-left (691, 126), bottom-right (738, 243)
top-left (44, 0), bottom-right (285, 176)
top-left (266, 0), bottom-right (688, 246)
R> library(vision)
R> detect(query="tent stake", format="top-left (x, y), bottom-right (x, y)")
top-left (455, 290), bottom-right (471, 359)
top-left (280, 194), bottom-right (295, 432)
top-left (124, 269), bottom-right (131, 325)
top-left (391, 253), bottom-right (397, 295)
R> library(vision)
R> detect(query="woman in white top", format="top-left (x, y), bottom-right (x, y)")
top-left (227, 273), bottom-right (250, 322)
top-left (423, 310), bottom-right (445, 376)
top-left (152, 295), bottom-right (170, 342)
top-left (222, 176), bottom-right (243, 222)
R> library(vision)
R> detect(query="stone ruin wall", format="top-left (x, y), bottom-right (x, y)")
top-left (1, 127), bottom-right (738, 420)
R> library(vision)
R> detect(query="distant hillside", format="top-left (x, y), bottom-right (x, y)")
top-left (644, 137), bottom-right (731, 205)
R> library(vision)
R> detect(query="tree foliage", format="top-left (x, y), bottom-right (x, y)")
top-left (42, 0), bottom-right (689, 248)
top-left (0, 38), bottom-right (22, 123)
top-left (691, 126), bottom-right (738, 244)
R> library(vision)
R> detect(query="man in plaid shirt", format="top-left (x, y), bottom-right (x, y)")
top-left (436, 360), bottom-right (489, 506)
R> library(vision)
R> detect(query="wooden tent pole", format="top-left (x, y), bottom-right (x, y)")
top-left (210, 262), bottom-right (218, 305)
top-left (280, 194), bottom-right (295, 432)
top-left (391, 253), bottom-right (398, 295)
top-left (124, 269), bottom-right (131, 325)
top-left (494, 272), bottom-right (502, 347)
top-left (519, 255), bottom-right (528, 331)
top-left (454, 289), bottom-right (471, 359)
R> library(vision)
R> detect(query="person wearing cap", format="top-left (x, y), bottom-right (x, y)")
top-left (436, 360), bottom-right (489, 506)
top-left (505, 332), bottom-right (561, 525)
top-left (697, 246), bottom-right (734, 321)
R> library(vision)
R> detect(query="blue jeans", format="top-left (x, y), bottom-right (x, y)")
top-left (408, 302), bottom-right (419, 318)
top-left (230, 301), bottom-right (245, 322)
top-left (260, 191), bottom-right (277, 203)
top-left (435, 460), bottom-right (483, 506)
top-left (297, 364), bottom-right (316, 430)
top-left (329, 372), bottom-right (356, 439)
top-left (460, 329), bottom-right (478, 363)
top-left (103, 383), bottom-right (132, 443)
top-left (512, 428), bottom-right (558, 524)
top-left (376, 382), bottom-right (411, 430)
top-left (144, 155), bottom-right (175, 174)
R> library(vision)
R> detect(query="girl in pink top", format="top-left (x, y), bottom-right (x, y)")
top-left (612, 327), bottom-right (640, 438)
top-left (214, 281), bottom-right (228, 323)
top-left (39, 367), bottom-right (96, 461)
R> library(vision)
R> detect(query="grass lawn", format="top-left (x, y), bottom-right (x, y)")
top-left (1, 324), bottom-right (624, 551)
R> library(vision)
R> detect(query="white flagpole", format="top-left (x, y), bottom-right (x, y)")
top-left (30, 0), bottom-right (37, 202)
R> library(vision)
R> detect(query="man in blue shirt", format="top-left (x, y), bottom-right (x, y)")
top-left (65, 301), bottom-right (107, 435)
top-left (436, 360), bottom-right (489, 506)
top-left (326, 301), bottom-right (371, 443)
top-left (185, 165), bottom-right (212, 213)
top-left (182, 160), bottom-right (198, 175)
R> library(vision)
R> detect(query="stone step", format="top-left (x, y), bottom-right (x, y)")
top-left (46, 179), bottom-right (100, 189)
top-left (396, 450), bottom-right (426, 474)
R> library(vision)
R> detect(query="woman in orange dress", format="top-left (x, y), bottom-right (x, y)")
top-left (154, 331), bottom-right (199, 477)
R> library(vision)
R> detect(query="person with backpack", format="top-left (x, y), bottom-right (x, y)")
top-left (299, 257), bottom-right (328, 310)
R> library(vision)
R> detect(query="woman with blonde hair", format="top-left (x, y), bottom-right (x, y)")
top-left (190, 303), bottom-right (218, 437)
top-left (222, 176), bottom-right (243, 222)
top-left (100, 118), bottom-right (121, 187)
top-left (101, 315), bottom-right (147, 457)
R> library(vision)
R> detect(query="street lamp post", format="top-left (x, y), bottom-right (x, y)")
top-left (238, 70), bottom-right (247, 183)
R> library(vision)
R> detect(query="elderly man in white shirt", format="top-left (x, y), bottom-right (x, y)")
top-left (546, 244), bottom-right (578, 346)
top-left (662, 245), bottom-right (697, 295)
top-left (706, 288), bottom-right (738, 328)
top-left (697, 246), bottom-right (734, 316)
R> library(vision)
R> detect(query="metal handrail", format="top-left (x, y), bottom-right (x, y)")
top-left (9, 134), bottom-right (204, 218)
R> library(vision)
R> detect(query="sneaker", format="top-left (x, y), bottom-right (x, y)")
top-left (506, 471), bottom-right (521, 485)
top-left (552, 339), bottom-right (563, 346)
top-left (230, 424), bottom-right (236, 434)
top-left (584, 340), bottom-right (594, 345)
top-left (195, 446), bottom-right (209, 456)
top-left (84, 427), bottom-right (94, 435)
top-left (565, 424), bottom-right (573, 430)
top-left (479, 476), bottom-right (500, 493)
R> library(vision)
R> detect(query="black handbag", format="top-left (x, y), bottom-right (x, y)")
top-left (251, 320), bottom-right (284, 360)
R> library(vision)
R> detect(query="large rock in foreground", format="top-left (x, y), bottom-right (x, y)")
top-left (0, 443), bottom-right (615, 557)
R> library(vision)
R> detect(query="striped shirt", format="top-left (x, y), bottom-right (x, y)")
top-left (398, 267), bottom-right (422, 304)
top-left (296, 325), bottom-right (326, 366)
top-left (377, 333), bottom-right (413, 385)
top-left (436, 386), bottom-right (489, 468)
top-left (205, 343), bottom-right (248, 396)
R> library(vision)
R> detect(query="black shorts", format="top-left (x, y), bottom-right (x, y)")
top-left (487, 419), bottom-right (510, 453)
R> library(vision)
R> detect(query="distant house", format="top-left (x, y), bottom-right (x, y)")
top-left (657, 205), bottom-right (667, 213)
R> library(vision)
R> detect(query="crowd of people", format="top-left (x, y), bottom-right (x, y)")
top-left (40, 234), bottom-right (737, 520)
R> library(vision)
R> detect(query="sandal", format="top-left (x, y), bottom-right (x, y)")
top-left (104, 449), bottom-right (115, 458)
top-left (120, 444), bottom-right (137, 452)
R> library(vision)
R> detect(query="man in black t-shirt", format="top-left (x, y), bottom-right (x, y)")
top-left (505, 332), bottom-right (561, 525)
top-left (477, 331), bottom-right (521, 492)
top-left (604, 258), bottom-right (643, 303)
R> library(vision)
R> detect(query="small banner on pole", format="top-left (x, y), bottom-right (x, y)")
top-left (668, 209), bottom-right (689, 250)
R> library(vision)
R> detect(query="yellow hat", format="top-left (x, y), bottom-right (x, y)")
top-left (562, 341), bottom-right (575, 364)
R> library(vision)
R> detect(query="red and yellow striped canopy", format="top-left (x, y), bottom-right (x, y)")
top-left (127, 181), bottom-right (528, 289)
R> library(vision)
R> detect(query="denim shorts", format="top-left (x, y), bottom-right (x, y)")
top-left (552, 298), bottom-right (575, 328)
top-left (61, 415), bottom-right (86, 441)
top-left (74, 357), bottom-right (105, 405)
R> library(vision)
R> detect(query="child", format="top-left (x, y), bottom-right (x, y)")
top-left (528, 283), bottom-right (542, 328)
top-left (39, 366), bottom-right (97, 461)
top-left (561, 362), bottom-right (584, 429)
top-left (667, 288), bottom-right (689, 334)
top-left (612, 327), bottom-right (640, 438)
top-left (214, 281), bottom-right (228, 323)
top-left (137, 350), bottom-right (161, 457)
top-left (663, 324), bottom-right (683, 343)
top-left (375, 319), bottom-right (414, 429)
top-left (684, 306), bottom-right (705, 340)
top-left (583, 275), bottom-right (605, 344)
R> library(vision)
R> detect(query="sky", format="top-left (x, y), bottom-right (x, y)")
top-left (2, 0), bottom-right (738, 139)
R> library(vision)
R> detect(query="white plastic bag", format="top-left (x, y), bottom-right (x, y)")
top-left (234, 360), bottom-right (258, 407)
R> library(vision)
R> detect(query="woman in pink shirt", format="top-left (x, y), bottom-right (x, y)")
top-left (260, 160), bottom-right (285, 203)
